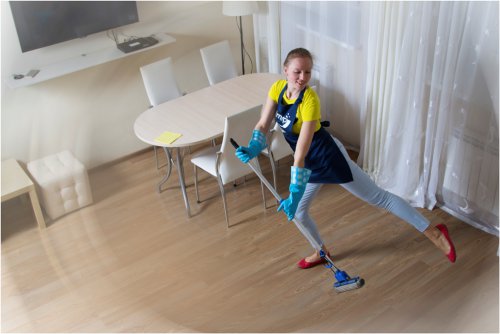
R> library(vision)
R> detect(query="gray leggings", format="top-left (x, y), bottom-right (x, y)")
top-left (295, 137), bottom-right (430, 250)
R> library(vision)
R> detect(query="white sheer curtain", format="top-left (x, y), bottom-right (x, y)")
top-left (361, 2), bottom-right (498, 235)
top-left (254, 1), bottom-right (498, 235)
top-left (255, 1), bottom-right (365, 149)
top-left (252, 1), bottom-right (281, 74)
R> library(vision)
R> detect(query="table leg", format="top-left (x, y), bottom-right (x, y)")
top-left (157, 147), bottom-right (173, 193)
top-left (175, 147), bottom-right (191, 217)
top-left (28, 189), bottom-right (46, 228)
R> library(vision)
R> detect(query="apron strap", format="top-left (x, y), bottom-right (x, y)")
top-left (278, 84), bottom-right (307, 105)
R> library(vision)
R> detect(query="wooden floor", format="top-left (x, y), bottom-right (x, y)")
top-left (2, 147), bottom-right (499, 333)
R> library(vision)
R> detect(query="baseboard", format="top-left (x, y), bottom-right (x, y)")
top-left (88, 148), bottom-right (152, 174)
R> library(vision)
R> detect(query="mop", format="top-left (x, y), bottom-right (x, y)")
top-left (231, 138), bottom-right (365, 293)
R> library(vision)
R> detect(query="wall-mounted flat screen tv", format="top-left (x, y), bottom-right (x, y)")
top-left (9, 1), bottom-right (139, 53)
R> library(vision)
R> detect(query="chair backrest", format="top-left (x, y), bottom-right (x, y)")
top-left (200, 40), bottom-right (238, 86)
top-left (268, 122), bottom-right (294, 160)
top-left (140, 57), bottom-right (182, 107)
top-left (218, 105), bottom-right (263, 185)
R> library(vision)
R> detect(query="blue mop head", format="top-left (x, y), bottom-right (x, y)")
top-left (321, 251), bottom-right (365, 293)
top-left (333, 271), bottom-right (365, 293)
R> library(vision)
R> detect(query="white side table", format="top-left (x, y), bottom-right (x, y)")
top-left (1, 159), bottom-right (46, 228)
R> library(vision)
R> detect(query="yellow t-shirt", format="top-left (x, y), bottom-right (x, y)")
top-left (268, 79), bottom-right (322, 135)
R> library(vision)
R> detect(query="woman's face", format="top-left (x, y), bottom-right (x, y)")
top-left (284, 56), bottom-right (313, 92)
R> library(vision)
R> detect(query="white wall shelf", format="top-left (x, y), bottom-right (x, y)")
top-left (6, 32), bottom-right (176, 89)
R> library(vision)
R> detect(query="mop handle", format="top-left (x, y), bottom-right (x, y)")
top-left (230, 138), bottom-right (343, 273)
top-left (231, 139), bottom-right (282, 199)
top-left (230, 138), bottom-right (325, 253)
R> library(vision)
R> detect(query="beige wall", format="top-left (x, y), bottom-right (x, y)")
top-left (1, 1), bottom-right (256, 168)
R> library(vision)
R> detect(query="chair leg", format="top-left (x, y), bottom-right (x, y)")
top-left (269, 151), bottom-right (278, 191)
top-left (217, 176), bottom-right (230, 228)
top-left (268, 152), bottom-right (281, 206)
top-left (254, 162), bottom-right (268, 210)
top-left (164, 148), bottom-right (173, 179)
top-left (260, 180), bottom-right (268, 210)
top-left (157, 147), bottom-right (174, 192)
top-left (153, 145), bottom-right (157, 164)
top-left (154, 146), bottom-right (162, 170)
top-left (154, 145), bottom-right (173, 171)
top-left (194, 165), bottom-right (200, 203)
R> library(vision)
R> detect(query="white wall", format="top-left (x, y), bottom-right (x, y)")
top-left (1, 1), bottom-right (255, 168)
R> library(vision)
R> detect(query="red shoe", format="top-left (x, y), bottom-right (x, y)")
top-left (297, 252), bottom-right (330, 269)
top-left (436, 224), bottom-right (457, 263)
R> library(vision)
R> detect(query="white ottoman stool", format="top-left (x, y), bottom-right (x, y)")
top-left (27, 150), bottom-right (93, 220)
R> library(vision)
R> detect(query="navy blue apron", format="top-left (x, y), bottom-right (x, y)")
top-left (275, 84), bottom-right (353, 184)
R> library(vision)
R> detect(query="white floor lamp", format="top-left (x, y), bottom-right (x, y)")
top-left (222, 1), bottom-right (258, 75)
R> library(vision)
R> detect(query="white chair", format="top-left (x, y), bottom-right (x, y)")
top-left (200, 40), bottom-right (238, 86)
top-left (140, 57), bottom-right (182, 173)
top-left (261, 122), bottom-right (294, 192)
top-left (190, 105), bottom-right (266, 227)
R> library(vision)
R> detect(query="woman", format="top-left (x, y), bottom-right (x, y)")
top-left (236, 48), bottom-right (456, 268)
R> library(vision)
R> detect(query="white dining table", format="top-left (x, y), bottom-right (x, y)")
top-left (134, 72), bottom-right (282, 217)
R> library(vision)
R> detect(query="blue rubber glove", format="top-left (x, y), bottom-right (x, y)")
top-left (277, 166), bottom-right (312, 221)
top-left (235, 129), bottom-right (266, 163)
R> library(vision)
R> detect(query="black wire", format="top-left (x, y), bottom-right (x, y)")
top-left (121, 32), bottom-right (140, 42)
top-left (106, 29), bottom-right (141, 44)
top-left (236, 16), bottom-right (255, 74)
top-left (106, 29), bottom-right (119, 45)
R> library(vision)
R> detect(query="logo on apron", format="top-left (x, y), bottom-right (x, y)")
top-left (276, 112), bottom-right (291, 130)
